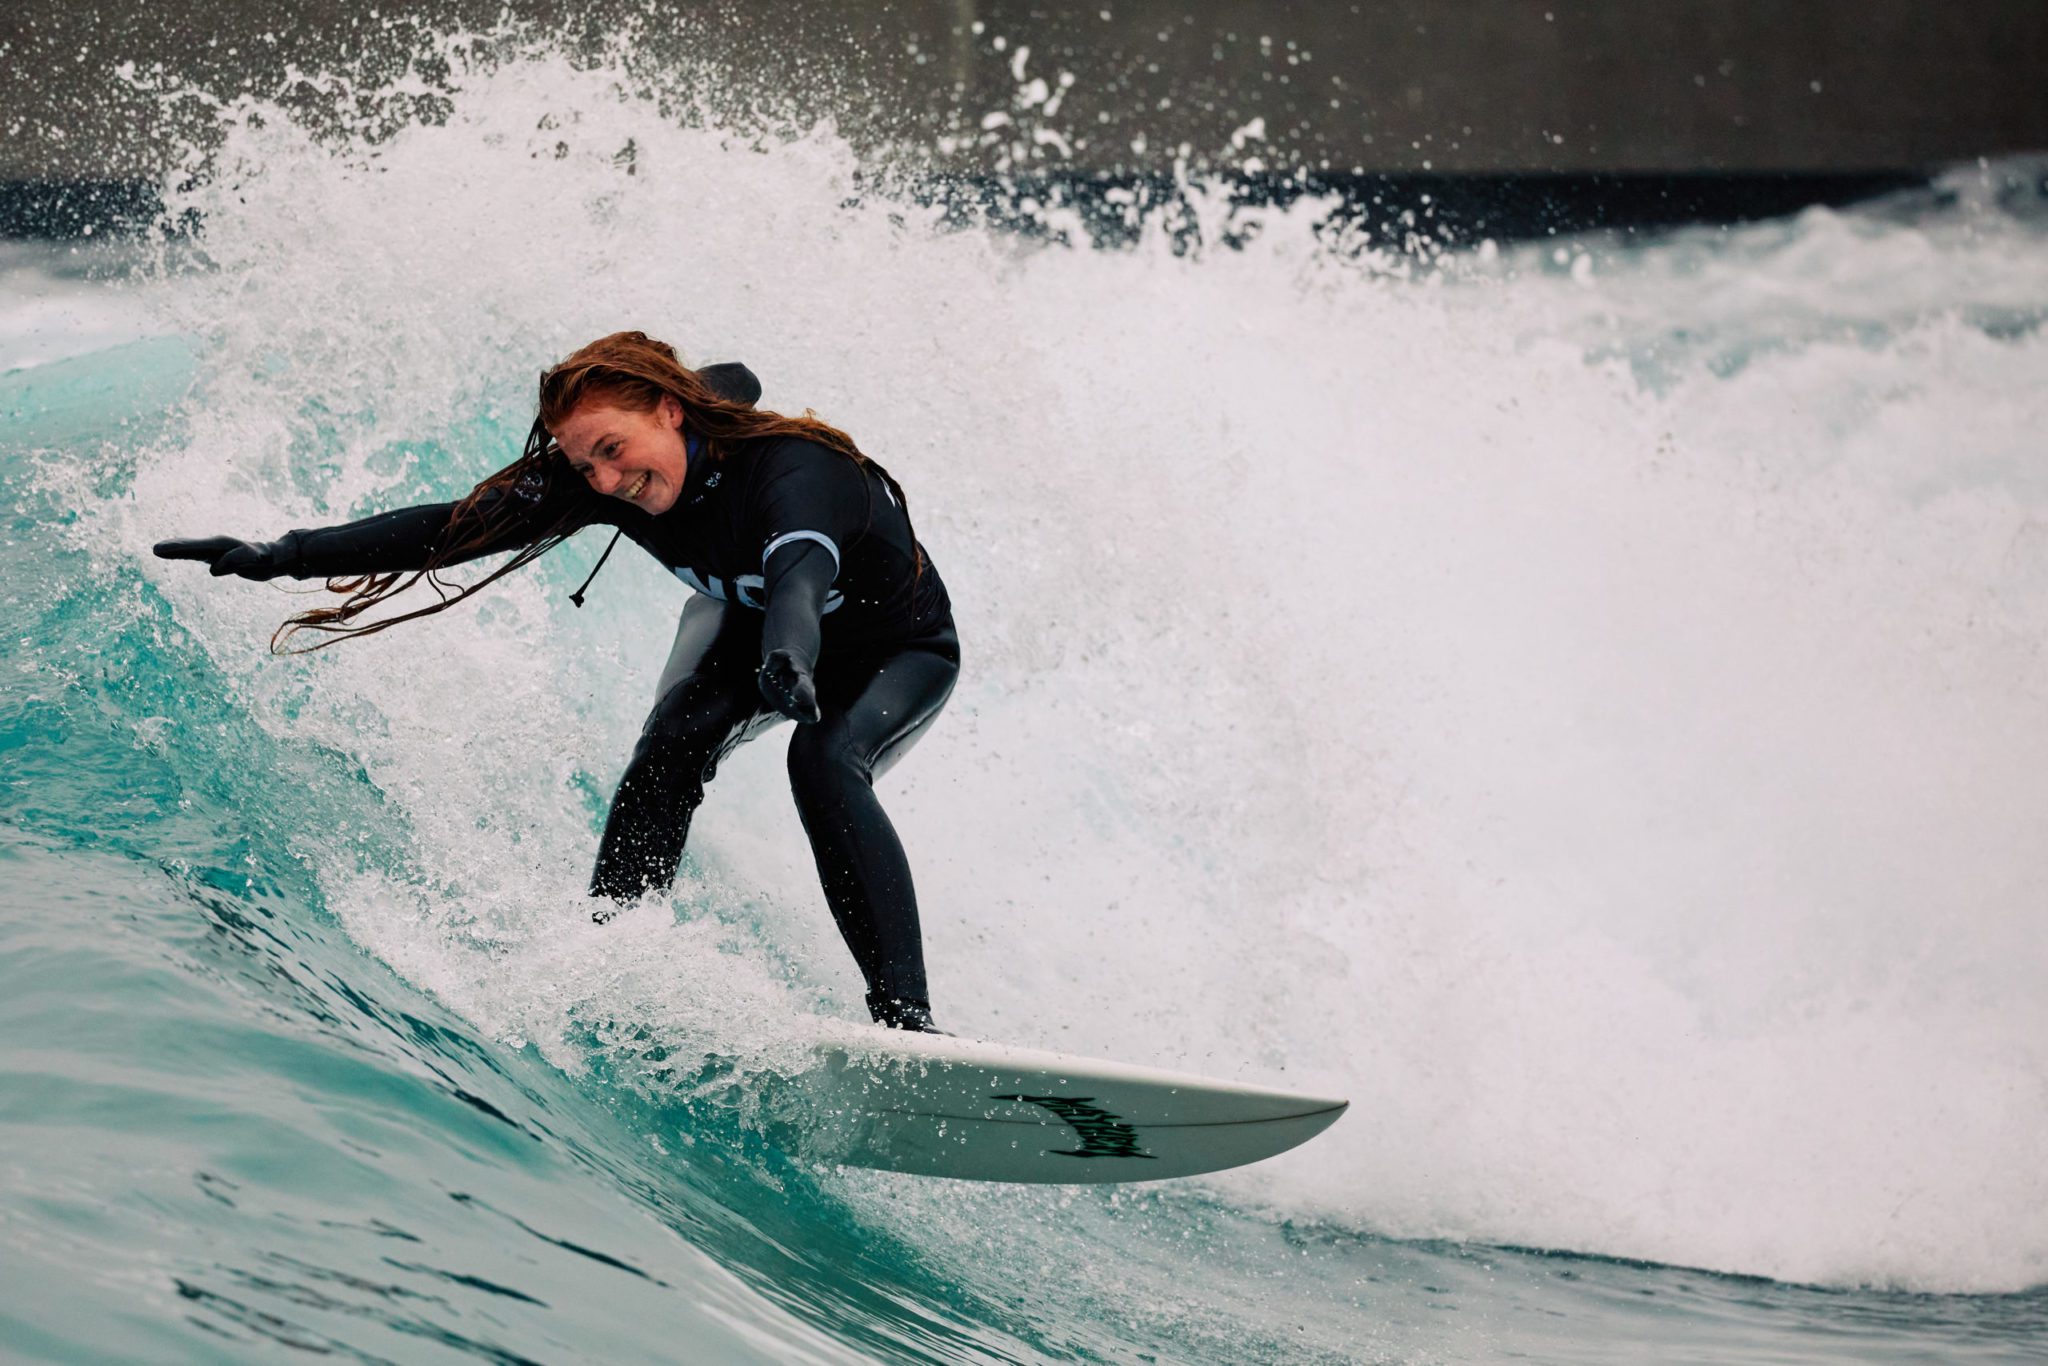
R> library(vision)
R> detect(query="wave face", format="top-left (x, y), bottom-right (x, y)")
top-left (3, 29), bottom-right (2046, 1363)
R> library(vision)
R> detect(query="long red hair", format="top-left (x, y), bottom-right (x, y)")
top-left (273, 331), bottom-right (910, 652)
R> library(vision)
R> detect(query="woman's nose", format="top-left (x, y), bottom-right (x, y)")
top-left (587, 464), bottom-right (618, 494)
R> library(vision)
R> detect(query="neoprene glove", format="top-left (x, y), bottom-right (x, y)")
top-left (152, 535), bottom-right (298, 581)
top-left (758, 647), bottom-right (822, 724)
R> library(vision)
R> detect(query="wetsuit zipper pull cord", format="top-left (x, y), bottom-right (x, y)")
top-left (569, 527), bottom-right (625, 608)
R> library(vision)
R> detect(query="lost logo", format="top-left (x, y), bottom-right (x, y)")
top-left (993, 1094), bottom-right (1157, 1160)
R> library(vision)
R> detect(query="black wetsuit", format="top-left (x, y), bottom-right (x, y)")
top-left (255, 364), bottom-right (956, 1029)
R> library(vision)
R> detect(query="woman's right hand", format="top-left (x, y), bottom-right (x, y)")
top-left (152, 535), bottom-right (296, 581)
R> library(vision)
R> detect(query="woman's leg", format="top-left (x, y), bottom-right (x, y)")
top-left (590, 597), bottom-right (780, 906)
top-left (785, 627), bottom-right (960, 1028)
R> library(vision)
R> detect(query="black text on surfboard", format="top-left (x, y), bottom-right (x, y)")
top-left (993, 1095), bottom-right (1158, 1161)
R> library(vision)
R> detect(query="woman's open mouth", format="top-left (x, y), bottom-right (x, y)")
top-left (620, 471), bottom-right (650, 501)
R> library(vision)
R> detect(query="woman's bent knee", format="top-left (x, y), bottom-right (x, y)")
top-left (787, 719), bottom-right (866, 801)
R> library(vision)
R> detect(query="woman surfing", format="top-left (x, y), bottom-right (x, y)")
top-left (154, 332), bottom-right (957, 1033)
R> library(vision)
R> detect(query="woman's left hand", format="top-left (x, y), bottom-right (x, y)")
top-left (758, 648), bottom-right (822, 724)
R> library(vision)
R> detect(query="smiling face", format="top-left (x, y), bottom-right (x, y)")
top-left (552, 394), bottom-right (690, 514)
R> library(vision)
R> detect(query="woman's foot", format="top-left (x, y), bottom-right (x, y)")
top-left (868, 993), bottom-right (949, 1035)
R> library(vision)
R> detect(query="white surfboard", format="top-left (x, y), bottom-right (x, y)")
top-left (783, 1026), bottom-right (1347, 1183)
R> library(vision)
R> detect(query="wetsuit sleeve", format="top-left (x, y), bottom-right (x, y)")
top-left (280, 501), bottom-right (465, 577)
top-left (751, 441), bottom-right (870, 669)
top-left (281, 462), bottom-right (600, 579)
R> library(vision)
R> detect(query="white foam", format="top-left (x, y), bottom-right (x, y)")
top-left (89, 41), bottom-right (2048, 1293)
top-left (0, 241), bottom-right (163, 372)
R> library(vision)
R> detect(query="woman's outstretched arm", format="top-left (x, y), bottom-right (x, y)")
top-left (153, 360), bottom-right (763, 581)
top-left (153, 489), bottom-right (561, 580)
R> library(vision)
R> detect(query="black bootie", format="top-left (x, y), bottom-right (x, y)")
top-left (867, 991), bottom-right (948, 1035)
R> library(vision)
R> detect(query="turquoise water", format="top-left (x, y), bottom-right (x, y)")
top-left (5, 38), bottom-right (2048, 1363)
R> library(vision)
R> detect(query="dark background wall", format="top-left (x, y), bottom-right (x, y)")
top-left (3, 0), bottom-right (2044, 185)
top-left (1, 0), bottom-right (2043, 244)
top-left (928, 1), bottom-right (2048, 174)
